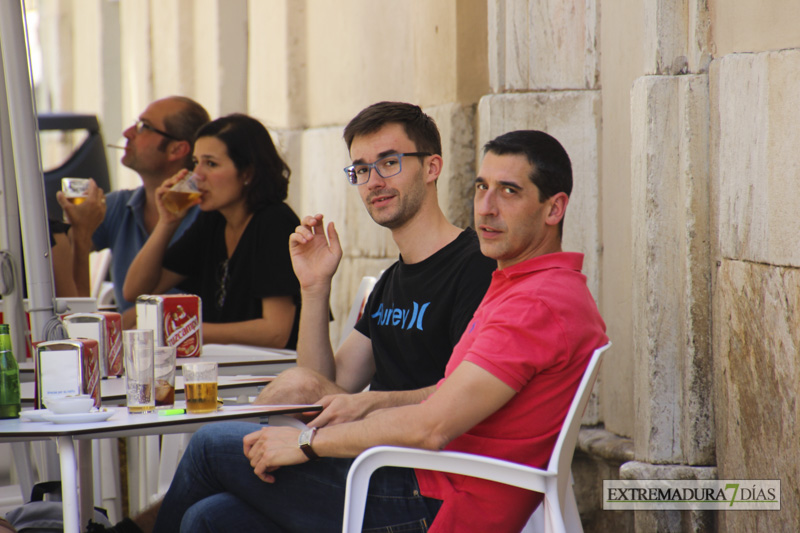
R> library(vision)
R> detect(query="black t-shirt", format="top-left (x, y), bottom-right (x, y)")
top-left (163, 203), bottom-right (301, 349)
top-left (355, 228), bottom-right (496, 391)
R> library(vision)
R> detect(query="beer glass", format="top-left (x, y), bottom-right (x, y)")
top-left (123, 330), bottom-right (155, 413)
top-left (154, 346), bottom-right (177, 408)
top-left (162, 173), bottom-right (201, 214)
top-left (61, 177), bottom-right (91, 223)
top-left (182, 362), bottom-right (218, 414)
top-left (61, 177), bottom-right (91, 205)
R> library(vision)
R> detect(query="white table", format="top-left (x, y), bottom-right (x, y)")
top-left (17, 374), bottom-right (277, 517)
top-left (0, 402), bottom-right (321, 533)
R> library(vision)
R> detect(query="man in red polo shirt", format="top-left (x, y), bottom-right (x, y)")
top-left (152, 130), bottom-right (607, 533)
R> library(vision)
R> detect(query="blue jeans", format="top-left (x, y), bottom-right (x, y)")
top-left (153, 422), bottom-right (441, 533)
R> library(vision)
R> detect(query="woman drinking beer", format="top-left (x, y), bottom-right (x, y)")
top-left (123, 114), bottom-right (301, 349)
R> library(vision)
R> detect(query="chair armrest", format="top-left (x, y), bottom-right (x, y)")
top-left (342, 446), bottom-right (559, 533)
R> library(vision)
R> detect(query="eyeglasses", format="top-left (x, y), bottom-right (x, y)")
top-left (344, 152), bottom-right (431, 186)
top-left (215, 258), bottom-right (229, 310)
top-left (133, 119), bottom-right (181, 141)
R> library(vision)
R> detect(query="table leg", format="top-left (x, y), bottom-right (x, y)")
top-left (55, 436), bottom-right (80, 533)
top-left (10, 442), bottom-right (36, 500)
top-left (77, 440), bottom-right (94, 527)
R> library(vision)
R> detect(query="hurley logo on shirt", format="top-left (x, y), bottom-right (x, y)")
top-left (371, 302), bottom-right (430, 331)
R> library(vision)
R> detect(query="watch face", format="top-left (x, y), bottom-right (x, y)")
top-left (298, 427), bottom-right (320, 460)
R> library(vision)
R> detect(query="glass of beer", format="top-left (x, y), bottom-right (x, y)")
top-left (162, 173), bottom-right (201, 214)
top-left (61, 177), bottom-right (91, 204)
top-left (123, 330), bottom-right (155, 414)
top-left (61, 177), bottom-right (91, 222)
top-left (154, 346), bottom-right (177, 408)
top-left (182, 362), bottom-right (218, 414)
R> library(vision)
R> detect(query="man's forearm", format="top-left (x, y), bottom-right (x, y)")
top-left (363, 386), bottom-right (436, 412)
top-left (313, 401), bottom-right (443, 459)
top-left (310, 364), bottom-right (516, 459)
top-left (71, 229), bottom-right (95, 297)
top-left (295, 287), bottom-right (336, 380)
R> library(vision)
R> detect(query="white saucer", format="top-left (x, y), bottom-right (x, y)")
top-left (41, 409), bottom-right (116, 424)
top-left (20, 409), bottom-right (51, 422)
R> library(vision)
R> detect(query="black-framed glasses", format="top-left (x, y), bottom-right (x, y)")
top-left (215, 258), bottom-right (229, 310)
top-left (134, 119), bottom-right (181, 141)
top-left (344, 152), bottom-right (431, 186)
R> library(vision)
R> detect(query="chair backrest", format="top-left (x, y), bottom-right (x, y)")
top-left (38, 113), bottom-right (111, 222)
top-left (546, 343), bottom-right (611, 504)
top-left (337, 276), bottom-right (377, 349)
top-left (89, 249), bottom-right (112, 300)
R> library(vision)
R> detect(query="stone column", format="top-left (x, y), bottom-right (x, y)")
top-left (629, 73), bottom-right (714, 532)
top-left (631, 74), bottom-right (712, 466)
top-left (187, 0), bottom-right (248, 117)
top-left (119, 0), bottom-right (153, 124)
top-left (711, 49), bottom-right (800, 533)
top-left (248, 0), bottom-right (307, 128)
top-left (625, 2), bottom-right (715, 530)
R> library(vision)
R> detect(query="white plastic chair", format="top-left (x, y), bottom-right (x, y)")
top-left (338, 276), bottom-right (377, 349)
top-left (89, 248), bottom-right (111, 300)
top-left (342, 342), bottom-right (611, 533)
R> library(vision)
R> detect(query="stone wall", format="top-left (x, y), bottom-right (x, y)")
top-left (711, 49), bottom-right (800, 532)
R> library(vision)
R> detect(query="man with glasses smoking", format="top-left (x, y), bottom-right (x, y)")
top-left (58, 96), bottom-right (209, 327)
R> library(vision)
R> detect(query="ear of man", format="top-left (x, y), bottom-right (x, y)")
top-left (544, 192), bottom-right (569, 227)
top-left (167, 140), bottom-right (192, 163)
top-left (424, 154), bottom-right (443, 185)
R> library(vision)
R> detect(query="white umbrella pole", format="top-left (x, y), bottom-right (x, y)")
top-left (0, 39), bottom-right (30, 362)
top-left (0, 0), bottom-right (57, 347)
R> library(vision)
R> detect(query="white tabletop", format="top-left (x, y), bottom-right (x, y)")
top-left (0, 401), bottom-right (320, 441)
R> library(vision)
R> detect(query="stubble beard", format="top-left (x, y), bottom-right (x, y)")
top-left (122, 146), bottom-right (169, 179)
top-left (121, 150), bottom-right (135, 170)
top-left (366, 170), bottom-right (426, 230)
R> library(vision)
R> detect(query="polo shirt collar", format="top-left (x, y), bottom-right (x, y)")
top-left (494, 251), bottom-right (584, 280)
top-left (126, 187), bottom-right (146, 211)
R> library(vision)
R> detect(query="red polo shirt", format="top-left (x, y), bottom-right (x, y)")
top-left (416, 252), bottom-right (608, 532)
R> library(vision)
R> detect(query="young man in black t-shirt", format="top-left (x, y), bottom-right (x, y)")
top-left (254, 102), bottom-right (496, 427)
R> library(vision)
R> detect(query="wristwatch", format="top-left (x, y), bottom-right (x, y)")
top-left (298, 427), bottom-right (320, 460)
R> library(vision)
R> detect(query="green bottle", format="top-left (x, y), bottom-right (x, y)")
top-left (0, 324), bottom-right (21, 419)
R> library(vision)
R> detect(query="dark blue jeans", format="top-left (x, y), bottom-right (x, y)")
top-left (152, 422), bottom-right (441, 533)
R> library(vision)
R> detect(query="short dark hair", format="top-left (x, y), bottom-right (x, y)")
top-left (343, 101), bottom-right (442, 156)
top-left (160, 96), bottom-right (210, 168)
top-left (483, 130), bottom-right (572, 201)
top-left (484, 130), bottom-right (572, 236)
top-left (195, 114), bottom-right (291, 212)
